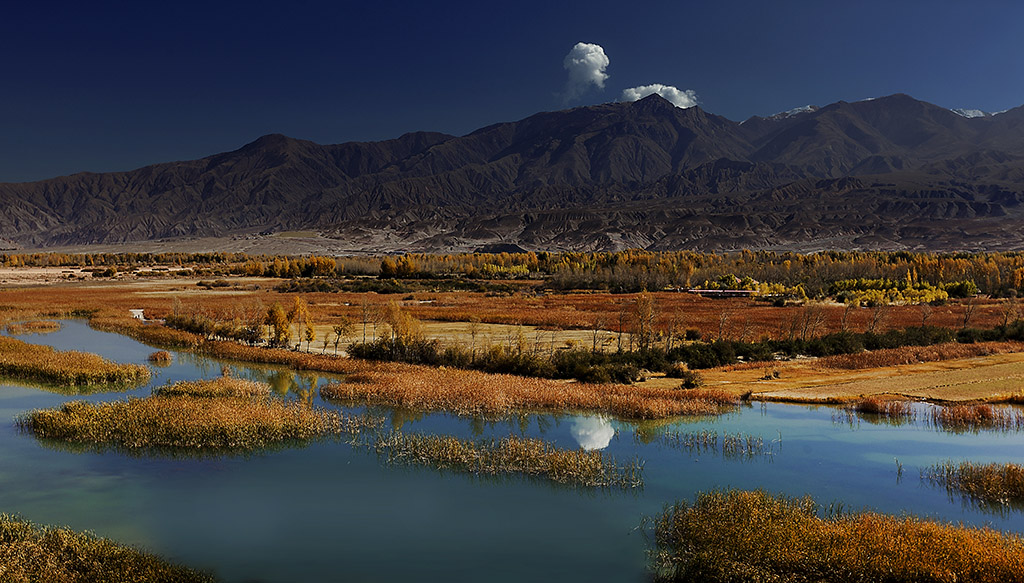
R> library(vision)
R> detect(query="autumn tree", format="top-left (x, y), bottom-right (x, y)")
top-left (265, 304), bottom-right (291, 348)
top-left (360, 295), bottom-right (373, 342)
top-left (333, 317), bottom-right (355, 355)
top-left (304, 321), bottom-right (316, 352)
top-left (468, 316), bottom-right (481, 361)
top-left (632, 291), bottom-right (656, 351)
top-left (287, 296), bottom-right (312, 349)
top-left (381, 300), bottom-right (421, 342)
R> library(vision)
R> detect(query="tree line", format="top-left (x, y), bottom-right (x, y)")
top-left (7, 249), bottom-right (1024, 296)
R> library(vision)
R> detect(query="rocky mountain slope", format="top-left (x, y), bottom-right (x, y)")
top-left (2, 93), bottom-right (1023, 252)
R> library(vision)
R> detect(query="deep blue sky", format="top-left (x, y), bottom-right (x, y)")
top-left (2, 0), bottom-right (1022, 182)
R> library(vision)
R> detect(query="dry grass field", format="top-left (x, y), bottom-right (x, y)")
top-left (693, 348), bottom-right (1024, 403)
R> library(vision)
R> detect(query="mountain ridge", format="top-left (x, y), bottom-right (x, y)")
top-left (2, 93), bottom-right (1024, 253)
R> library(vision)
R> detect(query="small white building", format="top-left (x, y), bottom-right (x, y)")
top-left (129, 309), bottom-right (145, 320)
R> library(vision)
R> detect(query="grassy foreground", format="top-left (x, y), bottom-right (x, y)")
top-left (18, 377), bottom-right (376, 450)
top-left (650, 489), bottom-right (1024, 583)
top-left (0, 335), bottom-right (150, 387)
top-left (0, 513), bottom-right (214, 583)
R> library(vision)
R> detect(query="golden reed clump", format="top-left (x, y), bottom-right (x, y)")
top-left (19, 377), bottom-right (376, 450)
top-left (375, 431), bottom-right (643, 489)
top-left (322, 366), bottom-right (736, 420)
top-left (0, 335), bottom-right (150, 387)
top-left (852, 397), bottom-right (914, 418)
top-left (651, 489), bottom-right (1024, 583)
top-left (4, 320), bottom-right (62, 335)
top-left (923, 461), bottom-right (1024, 507)
top-left (930, 404), bottom-right (1024, 432)
top-left (0, 513), bottom-right (214, 582)
top-left (147, 350), bottom-right (173, 365)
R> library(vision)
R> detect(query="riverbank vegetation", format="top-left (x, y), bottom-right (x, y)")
top-left (648, 489), bottom-right (1024, 583)
top-left (374, 431), bottom-right (643, 489)
top-left (0, 335), bottom-right (150, 387)
top-left (923, 461), bottom-right (1024, 507)
top-left (18, 377), bottom-right (377, 450)
top-left (0, 513), bottom-right (215, 583)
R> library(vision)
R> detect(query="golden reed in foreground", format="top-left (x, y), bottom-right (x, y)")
top-left (0, 513), bottom-right (215, 583)
top-left (650, 489), bottom-right (1024, 583)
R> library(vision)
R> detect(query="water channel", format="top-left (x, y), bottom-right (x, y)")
top-left (2, 320), bottom-right (1023, 582)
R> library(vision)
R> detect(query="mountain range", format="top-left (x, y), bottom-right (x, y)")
top-left (3, 93), bottom-right (1024, 253)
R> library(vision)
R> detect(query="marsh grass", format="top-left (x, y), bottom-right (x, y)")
top-left (649, 489), bottom-right (1024, 583)
top-left (0, 335), bottom-right (150, 387)
top-left (87, 320), bottom-right (736, 420)
top-left (648, 430), bottom-right (776, 459)
top-left (853, 396), bottom-right (913, 417)
top-left (1003, 391), bottom-right (1024, 405)
top-left (153, 376), bottom-right (268, 398)
top-left (0, 513), bottom-right (215, 582)
top-left (4, 319), bottom-right (61, 335)
top-left (837, 397), bottom-right (918, 426)
top-left (930, 404), bottom-right (1024, 432)
top-left (89, 316), bottom-right (203, 349)
top-left (18, 377), bottom-right (379, 450)
top-left (374, 431), bottom-right (643, 489)
top-left (322, 367), bottom-right (738, 420)
top-left (147, 350), bottom-right (173, 365)
top-left (923, 461), bottom-right (1024, 507)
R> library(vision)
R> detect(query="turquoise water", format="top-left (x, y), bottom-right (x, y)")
top-left (2, 320), bottom-right (1024, 582)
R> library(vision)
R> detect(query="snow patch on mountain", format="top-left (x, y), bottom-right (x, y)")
top-left (952, 108), bottom-right (990, 118)
top-left (770, 105), bottom-right (819, 119)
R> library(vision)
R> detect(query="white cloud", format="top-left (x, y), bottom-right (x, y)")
top-left (621, 84), bottom-right (698, 109)
top-left (563, 42), bottom-right (610, 103)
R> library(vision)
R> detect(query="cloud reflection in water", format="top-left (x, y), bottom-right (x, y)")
top-left (570, 415), bottom-right (615, 451)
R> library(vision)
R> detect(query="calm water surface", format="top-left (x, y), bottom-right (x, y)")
top-left (2, 320), bottom-right (1023, 582)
